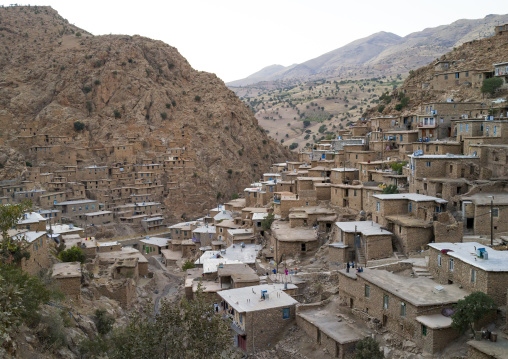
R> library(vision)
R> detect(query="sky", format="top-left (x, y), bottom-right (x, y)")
top-left (4, 1), bottom-right (508, 82)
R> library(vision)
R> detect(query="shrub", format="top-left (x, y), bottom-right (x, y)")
top-left (377, 105), bottom-right (385, 113)
top-left (289, 142), bottom-right (298, 150)
top-left (25, 161), bottom-right (32, 167)
top-left (231, 193), bottom-right (239, 200)
top-left (82, 86), bottom-right (91, 94)
top-left (261, 212), bottom-right (275, 231)
top-left (160, 112), bottom-right (168, 120)
top-left (194, 95), bottom-right (201, 102)
top-left (303, 120), bottom-right (311, 128)
top-left (94, 79), bottom-right (101, 85)
top-left (74, 121), bottom-right (85, 131)
top-left (355, 337), bottom-right (383, 359)
top-left (481, 78), bottom-right (503, 96)
top-left (114, 110), bottom-right (121, 119)
top-left (75, 32), bottom-right (81, 37)
top-left (452, 292), bottom-right (496, 334)
top-left (94, 309), bottom-right (115, 336)
top-left (382, 184), bottom-right (399, 194)
top-left (165, 103), bottom-right (171, 109)
top-left (182, 260), bottom-right (195, 271)
top-left (58, 247), bottom-right (86, 263)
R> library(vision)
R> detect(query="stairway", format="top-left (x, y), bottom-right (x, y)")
top-left (413, 267), bottom-right (433, 278)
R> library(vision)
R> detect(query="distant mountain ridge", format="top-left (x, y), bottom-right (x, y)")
top-left (228, 14), bottom-right (508, 87)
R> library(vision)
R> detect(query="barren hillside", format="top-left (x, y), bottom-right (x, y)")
top-left (0, 5), bottom-right (292, 220)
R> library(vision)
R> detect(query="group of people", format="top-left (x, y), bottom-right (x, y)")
top-left (346, 261), bottom-right (364, 273)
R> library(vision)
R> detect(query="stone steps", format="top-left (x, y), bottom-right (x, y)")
top-left (413, 267), bottom-right (433, 278)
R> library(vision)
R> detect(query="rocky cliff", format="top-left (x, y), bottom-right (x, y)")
top-left (0, 6), bottom-right (292, 220)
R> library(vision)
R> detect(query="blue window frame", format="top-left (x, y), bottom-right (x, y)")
top-left (283, 308), bottom-right (290, 319)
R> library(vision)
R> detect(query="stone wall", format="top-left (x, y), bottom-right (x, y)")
top-left (95, 278), bottom-right (137, 308)
top-left (55, 276), bottom-right (81, 301)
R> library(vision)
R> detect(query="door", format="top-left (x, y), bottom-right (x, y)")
top-left (383, 315), bottom-right (388, 327)
top-left (238, 335), bottom-right (247, 351)
top-left (317, 329), bottom-right (321, 344)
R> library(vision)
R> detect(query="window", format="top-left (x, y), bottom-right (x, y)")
top-left (365, 285), bottom-right (370, 298)
top-left (422, 325), bottom-right (427, 336)
top-left (449, 258), bottom-right (454, 272)
top-left (466, 124), bottom-right (469, 132)
top-left (354, 190), bottom-right (357, 197)
top-left (239, 313), bottom-right (243, 324)
top-left (408, 202), bottom-right (412, 213)
top-left (460, 124), bottom-right (463, 132)
top-left (465, 71), bottom-right (469, 77)
top-left (376, 201), bottom-right (380, 212)
top-left (301, 243), bottom-right (306, 251)
top-left (400, 302), bottom-right (406, 317)
top-left (455, 72), bottom-right (460, 79)
top-left (438, 254), bottom-right (441, 267)
top-left (283, 308), bottom-right (290, 319)
top-left (471, 269), bottom-right (476, 283)
top-left (426, 162), bottom-right (431, 167)
top-left (444, 74), bottom-right (448, 80)
top-left (383, 295), bottom-right (389, 309)
top-left (492, 208), bottom-right (499, 217)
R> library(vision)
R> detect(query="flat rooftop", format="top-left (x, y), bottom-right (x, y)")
top-left (429, 242), bottom-right (508, 272)
top-left (218, 284), bottom-right (298, 313)
top-left (416, 314), bottom-right (452, 329)
top-left (462, 193), bottom-right (508, 206)
top-left (272, 221), bottom-right (318, 242)
top-left (385, 215), bottom-right (432, 228)
top-left (335, 221), bottom-right (393, 236)
top-left (140, 237), bottom-right (169, 247)
top-left (97, 247), bottom-right (148, 263)
top-left (373, 193), bottom-right (447, 204)
top-left (195, 244), bottom-right (261, 273)
top-left (298, 308), bottom-right (366, 344)
top-left (467, 335), bottom-right (508, 359)
top-left (352, 268), bottom-right (468, 306)
top-left (52, 262), bottom-right (81, 278)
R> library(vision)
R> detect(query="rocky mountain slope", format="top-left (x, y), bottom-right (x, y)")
top-left (0, 5), bottom-right (292, 220)
top-left (229, 14), bottom-right (508, 87)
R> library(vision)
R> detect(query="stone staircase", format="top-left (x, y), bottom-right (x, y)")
top-left (412, 256), bottom-right (433, 279)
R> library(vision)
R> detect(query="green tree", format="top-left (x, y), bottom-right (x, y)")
top-left (355, 337), bottom-right (384, 359)
top-left (261, 212), bottom-right (275, 231)
top-left (289, 142), bottom-right (298, 150)
top-left (382, 184), bottom-right (399, 194)
top-left (58, 247), bottom-right (86, 263)
top-left (481, 78), bottom-right (503, 96)
top-left (182, 260), bottom-right (195, 271)
top-left (95, 309), bottom-right (115, 336)
top-left (74, 121), bottom-right (85, 131)
top-left (102, 285), bottom-right (234, 358)
top-left (303, 120), bottom-right (311, 128)
top-left (452, 291), bottom-right (496, 335)
top-left (0, 201), bottom-right (32, 264)
top-left (231, 193), bottom-right (239, 200)
top-left (390, 161), bottom-right (406, 175)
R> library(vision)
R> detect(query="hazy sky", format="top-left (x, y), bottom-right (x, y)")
top-left (4, 1), bottom-right (508, 82)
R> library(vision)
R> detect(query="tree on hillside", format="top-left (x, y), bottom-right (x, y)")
top-left (382, 184), bottom-right (399, 194)
top-left (0, 201), bottom-right (32, 264)
top-left (452, 291), bottom-right (496, 335)
top-left (80, 285), bottom-right (235, 359)
top-left (261, 212), bottom-right (275, 231)
top-left (58, 247), bottom-right (86, 263)
top-left (355, 337), bottom-right (384, 359)
top-left (303, 120), bottom-right (311, 128)
top-left (481, 78), bottom-right (503, 97)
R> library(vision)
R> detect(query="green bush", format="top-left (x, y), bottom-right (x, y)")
top-left (481, 78), bottom-right (503, 96)
top-left (25, 161), bottom-right (32, 167)
top-left (452, 292), bottom-right (496, 334)
top-left (377, 105), bottom-right (385, 113)
top-left (194, 95), bottom-right (201, 102)
top-left (74, 121), bottom-right (85, 131)
top-left (58, 247), bottom-right (86, 263)
top-left (289, 142), bottom-right (298, 150)
top-left (382, 184), bottom-right (399, 194)
top-left (182, 260), bottom-right (195, 271)
top-left (160, 112), bottom-right (168, 120)
top-left (95, 309), bottom-right (115, 336)
top-left (114, 110), bottom-right (121, 119)
top-left (355, 337), bottom-right (383, 359)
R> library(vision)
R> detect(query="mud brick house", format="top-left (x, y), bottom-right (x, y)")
top-left (330, 168), bottom-right (359, 185)
top-left (13, 189), bottom-right (46, 204)
top-left (192, 225), bottom-right (216, 247)
top-left (225, 229), bottom-right (254, 246)
top-left (338, 268), bottom-right (468, 354)
top-left (217, 263), bottom-right (259, 289)
top-left (194, 244), bottom-right (261, 277)
top-left (55, 199), bottom-right (99, 219)
top-left (270, 221), bottom-right (318, 260)
top-left (494, 62), bottom-right (508, 87)
top-left (218, 284), bottom-right (298, 353)
top-left (16, 212), bottom-right (47, 232)
top-left (331, 221), bottom-right (393, 265)
top-left (52, 262), bottom-right (82, 301)
top-left (39, 191), bottom-right (67, 208)
top-left (461, 193), bottom-right (508, 236)
top-left (371, 193), bottom-right (450, 254)
top-left (97, 247), bottom-right (149, 277)
top-left (408, 154), bottom-right (481, 201)
top-left (369, 116), bottom-right (400, 132)
top-left (428, 242), bottom-right (508, 306)
top-left (244, 187), bottom-right (268, 207)
top-left (8, 230), bottom-right (51, 275)
top-left (139, 237), bottom-right (169, 256)
top-left (297, 304), bottom-right (367, 359)
top-left (465, 144), bottom-right (508, 178)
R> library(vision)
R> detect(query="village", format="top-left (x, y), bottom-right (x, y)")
top-left (2, 21), bottom-right (508, 359)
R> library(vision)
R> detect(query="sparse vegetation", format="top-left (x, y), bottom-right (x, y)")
top-left (58, 247), bottom-right (86, 263)
top-left (74, 121), bottom-right (85, 131)
top-left (452, 292), bottom-right (496, 335)
top-left (481, 78), bottom-right (503, 96)
top-left (182, 260), bottom-right (196, 271)
top-left (355, 337), bottom-right (384, 359)
top-left (261, 212), bottom-right (275, 231)
top-left (114, 110), bottom-right (121, 119)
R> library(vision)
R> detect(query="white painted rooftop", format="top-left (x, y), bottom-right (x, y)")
top-left (218, 284), bottom-right (298, 313)
top-left (409, 154), bottom-right (478, 159)
top-left (192, 225), bottom-right (216, 234)
top-left (331, 168), bottom-right (358, 172)
top-left (195, 244), bottom-right (261, 273)
top-left (140, 237), bottom-right (169, 247)
top-left (84, 211), bottom-right (112, 216)
top-left (97, 241), bottom-right (120, 247)
top-left (214, 210), bottom-right (233, 221)
top-left (13, 231), bottom-right (46, 243)
top-left (48, 224), bottom-right (83, 234)
top-left (56, 199), bottom-right (97, 205)
top-left (18, 212), bottom-right (46, 224)
top-left (373, 193), bottom-right (447, 204)
top-left (335, 221), bottom-right (392, 236)
top-left (429, 242), bottom-right (508, 272)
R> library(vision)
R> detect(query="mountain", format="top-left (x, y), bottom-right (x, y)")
top-left (228, 14), bottom-right (508, 87)
top-left (0, 6), bottom-right (292, 220)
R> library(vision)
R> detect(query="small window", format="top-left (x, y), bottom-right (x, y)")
top-left (383, 294), bottom-right (389, 309)
top-left (449, 258), bottom-right (454, 272)
top-left (408, 202), bottom-right (412, 213)
top-left (455, 72), bottom-right (460, 79)
top-left (471, 269), bottom-right (476, 283)
top-left (376, 202), bottom-right (380, 212)
top-left (239, 313), bottom-right (243, 324)
top-left (301, 243), bottom-right (306, 252)
top-left (365, 285), bottom-right (370, 298)
top-left (445, 74), bottom-right (448, 80)
top-left (438, 254), bottom-right (441, 266)
top-left (401, 302), bottom-right (406, 317)
top-left (426, 162), bottom-right (431, 167)
top-left (492, 208), bottom-right (499, 217)
top-left (283, 308), bottom-right (290, 319)
top-left (422, 325), bottom-right (427, 336)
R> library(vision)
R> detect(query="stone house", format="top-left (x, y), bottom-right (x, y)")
top-left (428, 242), bottom-right (508, 306)
top-left (217, 263), bottom-right (260, 289)
top-left (52, 262), bottom-right (82, 301)
top-left (270, 221), bottom-right (318, 260)
top-left (80, 211), bottom-right (113, 225)
top-left (369, 116), bottom-right (399, 132)
top-left (38, 209), bottom-right (61, 223)
top-left (338, 268), bottom-right (468, 354)
top-left (461, 193), bottom-right (508, 236)
top-left (39, 191), bottom-right (67, 208)
top-left (9, 230), bottom-right (51, 275)
top-left (430, 69), bottom-right (488, 91)
top-left (465, 144), bottom-right (508, 178)
top-left (216, 220), bottom-right (240, 242)
top-left (244, 188), bottom-right (268, 207)
top-left (139, 237), bottom-right (169, 256)
top-left (16, 212), bottom-right (47, 232)
top-left (331, 221), bottom-right (393, 265)
top-left (13, 189), bottom-right (46, 204)
top-left (330, 168), bottom-right (359, 185)
top-left (55, 199), bottom-right (99, 218)
top-left (218, 284), bottom-right (298, 353)
top-left (226, 229), bottom-right (254, 247)
top-left (494, 62), bottom-right (508, 87)
top-left (192, 225), bottom-right (216, 247)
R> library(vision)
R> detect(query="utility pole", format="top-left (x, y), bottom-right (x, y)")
top-left (490, 196), bottom-right (494, 246)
